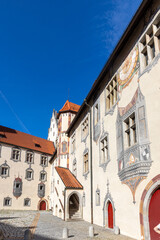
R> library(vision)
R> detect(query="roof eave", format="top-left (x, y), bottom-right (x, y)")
top-left (67, 0), bottom-right (150, 135)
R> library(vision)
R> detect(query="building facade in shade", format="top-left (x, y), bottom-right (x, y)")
top-left (50, 1), bottom-right (160, 239)
top-left (0, 125), bottom-right (55, 210)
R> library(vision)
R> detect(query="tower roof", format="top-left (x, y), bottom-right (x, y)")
top-left (58, 100), bottom-right (80, 116)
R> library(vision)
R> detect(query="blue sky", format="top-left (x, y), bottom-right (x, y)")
top-left (0, 0), bottom-right (142, 139)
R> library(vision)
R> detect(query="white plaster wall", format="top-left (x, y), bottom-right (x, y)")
top-left (68, 46), bottom-right (160, 240)
top-left (0, 144), bottom-right (51, 210)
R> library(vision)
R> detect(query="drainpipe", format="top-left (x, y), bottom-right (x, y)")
top-left (84, 99), bottom-right (93, 224)
top-left (64, 188), bottom-right (66, 221)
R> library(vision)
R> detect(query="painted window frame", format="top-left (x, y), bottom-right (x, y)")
top-left (25, 150), bottom-right (34, 164)
top-left (39, 170), bottom-right (47, 182)
top-left (40, 155), bottom-right (48, 167)
top-left (139, 11), bottom-right (160, 74)
top-left (71, 132), bottom-right (76, 153)
top-left (3, 197), bottom-right (12, 206)
top-left (25, 168), bottom-right (34, 181)
top-left (99, 132), bottom-right (110, 171)
top-left (105, 75), bottom-right (118, 115)
top-left (81, 115), bottom-right (89, 142)
top-left (24, 198), bottom-right (31, 207)
top-left (11, 147), bottom-right (21, 162)
top-left (83, 148), bottom-right (89, 178)
top-left (0, 161), bottom-right (10, 178)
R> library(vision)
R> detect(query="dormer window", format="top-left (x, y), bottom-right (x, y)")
top-left (35, 143), bottom-right (41, 148)
top-left (0, 132), bottom-right (6, 138)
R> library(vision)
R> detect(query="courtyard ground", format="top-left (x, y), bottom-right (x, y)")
top-left (0, 210), bottom-right (135, 240)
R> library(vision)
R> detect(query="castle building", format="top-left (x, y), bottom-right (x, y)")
top-left (0, 125), bottom-right (55, 211)
top-left (50, 1), bottom-right (160, 239)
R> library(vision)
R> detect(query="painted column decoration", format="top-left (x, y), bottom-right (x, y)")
top-left (116, 87), bottom-right (152, 203)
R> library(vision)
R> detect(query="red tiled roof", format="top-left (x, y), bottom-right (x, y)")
top-left (59, 100), bottom-right (80, 114)
top-left (0, 125), bottom-right (55, 155)
top-left (55, 167), bottom-right (83, 189)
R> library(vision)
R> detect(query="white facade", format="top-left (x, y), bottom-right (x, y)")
top-left (48, 109), bottom-right (58, 146)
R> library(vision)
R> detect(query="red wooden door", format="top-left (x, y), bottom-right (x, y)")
top-left (108, 202), bottom-right (113, 229)
top-left (40, 201), bottom-right (46, 210)
top-left (149, 188), bottom-right (160, 239)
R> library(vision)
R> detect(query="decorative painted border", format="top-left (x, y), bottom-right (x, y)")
top-left (140, 174), bottom-right (160, 240)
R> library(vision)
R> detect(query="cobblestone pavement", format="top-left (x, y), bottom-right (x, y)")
top-left (0, 210), bottom-right (37, 240)
top-left (34, 212), bottom-right (135, 240)
top-left (0, 211), bottom-right (135, 240)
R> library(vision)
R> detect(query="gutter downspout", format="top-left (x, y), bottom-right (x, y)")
top-left (64, 188), bottom-right (66, 221)
top-left (84, 99), bottom-right (93, 224)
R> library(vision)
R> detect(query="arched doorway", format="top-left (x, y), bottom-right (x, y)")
top-left (40, 200), bottom-right (46, 210)
top-left (149, 187), bottom-right (160, 239)
top-left (108, 201), bottom-right (113, 229)
top-left (69, 193), bottom-right (79, 219)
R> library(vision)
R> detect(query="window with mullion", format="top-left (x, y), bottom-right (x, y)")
top-left (106, 77), bottom-right (117, 112)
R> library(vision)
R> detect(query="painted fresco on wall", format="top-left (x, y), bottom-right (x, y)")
top-left (117, 45), bottom-right (139, 91)
top-left (116, 87), bottom-right (152, 203)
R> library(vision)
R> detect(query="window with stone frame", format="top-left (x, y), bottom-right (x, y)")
top-left (13, 178), bottom-right (22, 197)
top-left (83, 151), bottom-right (89, 174)
top-left (82, 116), bottom-right (89, 140)
top-left (4, 197), bottom-right (12, 206)
top-left (0, 161), bottom-right (10, 178)
top-left (123, 112), bottom-right (137, 149)
top-left (62, 141), bottom-right (67, 153)
top-left (139, 12), bottom-right (160, 71)
top-left (72, 159), bottom-right (77, 177)
top-left (40, 155), bottom-right (48, 167)
top-left (12, 147), bottom-right (21, 161)
top-left (38, 183), bottom-right (45, 198)
top-left (71, 132), bottom-right (76, 153)
top-left (26, 151), bottom-right (34, 164)
top-left (96, 189), bottom-right (100, 206)
top-left (100, 135), bottom-right (109, 165)
top-left (105, 76), bottom-right (118, 112)
top-left (24, 198), bottom-right (31, 206)
top-left (40, 170), bottom-right (47, 181)
top-left (25, 168), bottom-right (33, 180)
